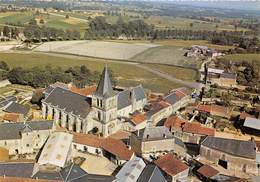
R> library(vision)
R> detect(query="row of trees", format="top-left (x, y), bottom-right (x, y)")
top-left (23, 25), bottom-right (80, 42)
top-left (84, 16), bottom-right (259, 49)
top-left (0, 62), bottom-right (116, 88)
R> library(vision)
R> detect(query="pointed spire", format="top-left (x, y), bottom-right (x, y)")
top-left (95, 66), bottom-right (115, 98)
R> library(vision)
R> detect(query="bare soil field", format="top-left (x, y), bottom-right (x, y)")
top-left (34, 40), bottom-right (158, 60)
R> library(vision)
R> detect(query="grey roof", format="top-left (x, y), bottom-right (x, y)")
top-left (3, 101), bottom-right (29, 115)
top-left (134, 126), bottom-right (174, 142)
top-left (243, 117), bottom-right (260, 130)
top-left (0, 121), bottom-right (53, 140)
top-left (201, 136), bottom-right (256, 159)
top-left (174, 136), bottom-right (186, 149)
top-left (0, 162), bottom-right (34, 178)
top-left (220, 73), bottom-right (236, 79)
top-left (132, 85), bottom-right (146, 101)
top-left (33, 163), bottom-right (115, 182)
top-left (43, 87), bottom-right (91, 118)
top-left (210, 174), bottom-right (241, 182)
top-left (0, 96), bottom-right (16, 108)
top-left (95, 66), bottom-right (115, 98)
top-left (137, 164), bottom-right (166, 182)
top-left (117, 90), bottom-right (131, 110)
top-left (163, 88), bottom-right (190, 105)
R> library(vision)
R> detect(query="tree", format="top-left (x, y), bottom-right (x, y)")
top-left (31, 91), bottom-right (44, 105)
top-left (65, 14), bottom-right (69, 19)
top-left (29, 18), bottom-right (37, 26)
top-left (39, 19), bottom-right (45, 24)
top-left (0, 61), bottom-right (9, 71)
top-left (3, 26), bottom-right (10, 37)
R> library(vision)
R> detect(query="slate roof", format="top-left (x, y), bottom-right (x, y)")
top-left (210, 174), bottom-right (243, 182)
top-left (117, 90), bottom-right (132, 110)
top-left (163, 88), bottom-right (190, 105)
top-left (94, 66), bottom-right (115, 98)
top-left (3, 101), bottom-right (29, 115)
top-left (0, 121), bottom-right (53, 140)
top-left (137, 164), bottom-right (166, 182)
top-left (0, 96), bottom-right (16, 108)
top-left (133, 126), bottom-right (174, 142)
top-left (43, 87), bottom-right (91, 118)
top-left (132, 85), bottom-right (146, 101)
top-left (243, 117), bottom-right (260, 130)
top-left (0, 162), bottom-right (34, 178)
top-left (201, 136), bottom-right (256, 159)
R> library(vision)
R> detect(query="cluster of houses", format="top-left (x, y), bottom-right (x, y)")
top-left (0, 65), bottom-right (260, 181)
top-left (185, 45), bottom-right (223, 58)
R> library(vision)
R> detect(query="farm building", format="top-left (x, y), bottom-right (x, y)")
top-left (200, 136), bottom-right (258, 175)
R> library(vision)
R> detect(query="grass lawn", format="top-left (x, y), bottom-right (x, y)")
top-left (0, 12), bottom-right (33, 25)
top-left (145, 64), bottom-right (198, 81)
top-left (0, 52), bottom-right (183, 93)
top-left (222, 54), bottom-right (260, 63)
top-left (131, 45), bottom-right (201, 69)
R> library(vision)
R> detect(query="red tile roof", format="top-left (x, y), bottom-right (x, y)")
top-left (197, 164), bottom-right (219, 178)
top-left (182, 122), bottom-right (215, 136)
top-left (164, 115), bottom-right (187, 130)
top-left (239, 112), bottom-right (255, 120)
top-left (196, 104), bottom-right (228, 116)
top-left (101, 138), bottom-right (133, 161)
top-left (130, 113), bottom-right (146, 125)
top-left (164, 115), bottom-right (215, 136)
top-left (154, 153), bottom-right (188, 176)
top-left (70, 85), bottom-right (96, 96)
top-left (72, 132), bottom-right (103, 148)
top-left (109, 131), bottom-right (131, 140)
top-left (197, 104), bottom-right (211, 113)
top-left (3, 113), bottom-right (20, 122)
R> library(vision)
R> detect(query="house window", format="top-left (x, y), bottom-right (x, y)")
top-left (242, 164), bottom-right (247, 173)
top-left (26, 144), bottom-right (30, 147)
top-left (4, 141), bottom-right (7, 145)
top-left (37, 134), bottom-right (40, 138)
top-left (84, 146), bottom-right (88, 152)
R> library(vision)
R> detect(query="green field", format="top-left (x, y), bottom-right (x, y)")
top-left (222, 54), bottom-right (260, 63)
top-left (131, 45), bottom-right (202, 69)
top-left (0, 52), bottom-right (184, 93)
top-left (145, 64), bottom-right (198, 81)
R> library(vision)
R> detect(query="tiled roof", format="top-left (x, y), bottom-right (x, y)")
top-left (164, 115), bottom-right (215, 136)
top-left (70, 85), bottom-right (96, 96)
top-left (108, 131), bottom-right (131, 140)
top-left (145, 101), bottom-right (170, 118)
top-left (239, 112), bottom-right (255, 120)
top-left (163, 87), bottom-right (190, 105)
top-left (196, 104), bottom-right (228, 116)
top-left (101, 138), bottom-right (133, 161)
top-left (197, 164), bottom-right (219, 178)
top-left (201, 136), bottom-right (256, 159)
top-left (0, 162), bottom-right (35, 178)
top-left (137, 164), bottom-right (166, 182)
top-left (3, 113), bottom-right (20, 122)
top-left (154, 153), bottom-right (188, 176)
top-left (130, 112), bottom-right (146, 126)
top-left (72, 132), bottom-right (103, 148)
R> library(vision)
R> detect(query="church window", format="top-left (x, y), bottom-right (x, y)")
top-left (98, 111), bottom-right (101, 121)
top-left (97, 99), bottom-right (99, 107)
top-left (100, 100), bottom-right (103, 108)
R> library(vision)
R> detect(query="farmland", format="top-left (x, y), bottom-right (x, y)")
top-left (131, 46), bottom-right (201, 69)
top-left (34, 40), bottom-right (159, 60)
top-left (222, 54), bottom-right (260, 63)
top-left (0, 52), bottom-right (184, 93)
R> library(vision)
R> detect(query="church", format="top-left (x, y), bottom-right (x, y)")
top-left (42, 66), bottom-right (147, 137)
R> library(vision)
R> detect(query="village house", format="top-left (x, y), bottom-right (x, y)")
top-left (154, 153), bottom-right (189, 182)
top-left (145, 88), bottom-right (192, 125)
top-left (115, 156), bottom-right (146, 182)
top-left (101, 137), bottom-right (134, 165)
top-left (2, 101), bottom-right (29, 120)
top-left (243, 117), bottom-right (260, 135)
top-left (196, 104), bottom-right (230, 119)
top-left (164, 115), bottom-right (215, 144)
top-left (137, 163), bottom-right (167, 182)
top-left (0, 121), bottom-right (53, 155)
top-left (72, 132), bottom-right (103, 156)
top-left (200, 136), bottom-right (259, 176)
top-left (42, 66), bottom-right (147, 137)
top-left (124, 111), bottom-right (147, 131)
top-left (130, 126), bottom-right (186, 160)
top-left (37, 132), bottom-right (73, 169)
top-left (196, 164), bottom-right (219, 181)
top-left (210, 72), bottom-right (237, 88)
